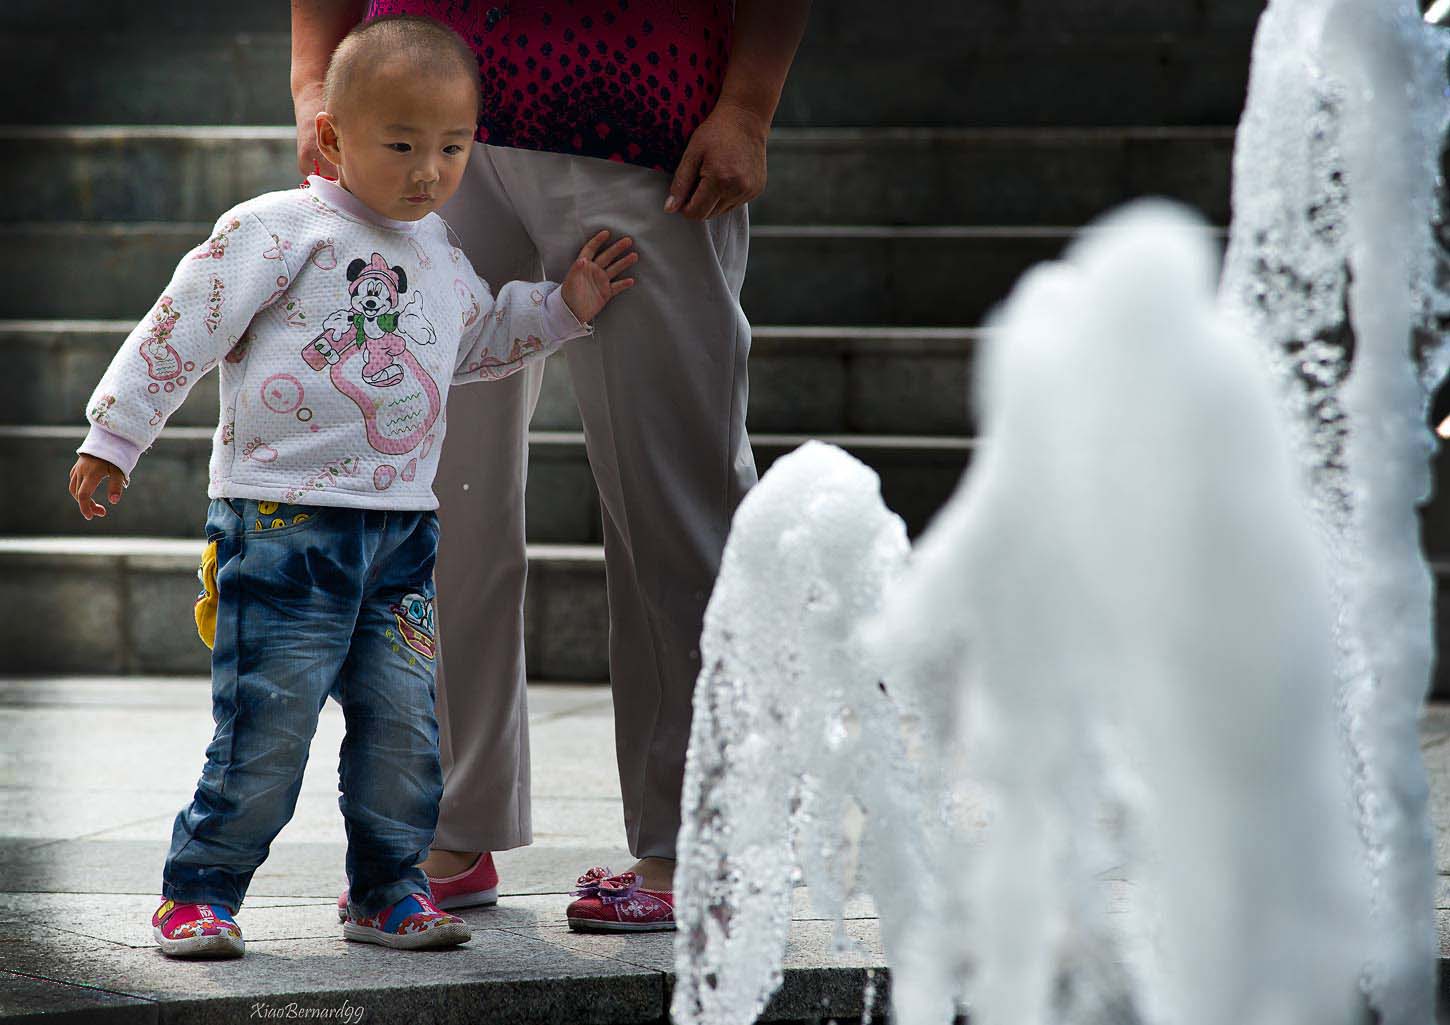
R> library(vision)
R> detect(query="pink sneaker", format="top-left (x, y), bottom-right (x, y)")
top-left (342, 892), bottom-right (471, 950)
top-left (565, 867), bottom-right (675, 933)
top-left (151, 899), bottom-right (244, 958)
top-left (336, 852), bottom-right (499, 922)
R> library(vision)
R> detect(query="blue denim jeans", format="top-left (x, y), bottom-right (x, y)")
top-left (163, 498), bottom-right (443, 917)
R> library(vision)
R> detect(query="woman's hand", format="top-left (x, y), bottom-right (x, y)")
top-left (560, 231), bottom-right (639, 324)
top-left (293, 81), bottom-right (338, 179)
top-left (664, 100), bottom-right (769, 220)
top-left (69, 454), bottom-right (127, 521)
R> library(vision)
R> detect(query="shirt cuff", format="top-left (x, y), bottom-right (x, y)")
top-left (78, 424), bottom-right (142, 480)
top-left (544, 287), bottom-right (595, 342)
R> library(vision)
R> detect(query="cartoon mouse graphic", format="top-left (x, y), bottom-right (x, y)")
top-left (138, 296), bottom-right (191, 393)
top-left (300, 252), bottom-right (442, 457)
top-left (307, 253), bottom-right (436, 386)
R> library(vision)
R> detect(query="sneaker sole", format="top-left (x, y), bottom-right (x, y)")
top-left (342, 920), bottom-right (472, 950)
top-left (152, 926), bottom-right (245, 958)
top-left (336, 887), bottom-right (498, 922)
top-left (567, 917), bottom-right (676, 933)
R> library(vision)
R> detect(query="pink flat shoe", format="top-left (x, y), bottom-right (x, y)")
top-left (337, 852), bottom-right (499, 922)
top-left (565, 866), bottom-right (675, 933)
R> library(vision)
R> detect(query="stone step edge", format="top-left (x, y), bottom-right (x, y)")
top-left (1, 425), bottom-right (978, 452)
top-left (7, 538), bottom-right (1448, 572)
top-left (0, 960), bottom-right (886, 1025)
top-left (0, 535), bottom-right (604, 567)
top-left (1, 223), bottom-right (1226, 240)
top-left (0, 124), bottom-right (1238, 142)
top-left (0, 319), bottom-right (977, 341)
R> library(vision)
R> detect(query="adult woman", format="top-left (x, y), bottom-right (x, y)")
top-left (291, 0), bottom-right (810, 930)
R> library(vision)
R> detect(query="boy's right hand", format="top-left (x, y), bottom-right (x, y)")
top-left (560, 230), bottom-right (638, 325)
top-left (69, 455), bottom-right (127, 520)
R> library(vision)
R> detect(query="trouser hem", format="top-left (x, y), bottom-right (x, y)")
top-left (159, 885), bottom-right (239, 915)
top-left (347, 877), bottom-right (431, 920)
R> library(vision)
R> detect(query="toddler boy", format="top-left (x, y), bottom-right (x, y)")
top-left (67, 14), bottom-right (637, 957)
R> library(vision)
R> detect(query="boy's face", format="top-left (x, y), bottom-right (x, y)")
top-left (316, 60), bottom-right (479, 222)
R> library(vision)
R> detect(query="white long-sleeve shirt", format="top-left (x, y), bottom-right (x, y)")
top-left (79, 174), bottom-right (592, 509)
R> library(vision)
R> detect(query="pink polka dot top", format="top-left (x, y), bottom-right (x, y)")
top-left (366, 0), bottom-right (734, 173)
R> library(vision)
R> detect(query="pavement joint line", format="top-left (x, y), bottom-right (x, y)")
top-left (0, 889), bottom-right (159, 897)
top-left (0, 835), bottom-right (75, 855)
top-left (530, 699), bottom-right (616, 726)
top-left (493, 924), bottom-right (674, 975)
top-left (35, 811), bottom-right (195, 846)
top-left (18, 922), bottom-right (144, 953)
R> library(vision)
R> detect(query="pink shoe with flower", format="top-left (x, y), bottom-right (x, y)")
top-left (342, 892), bottom-right (471, 950)
top-left (151, 899), bottom-right (244, 958)
top-left (336, 852), bottom-right (499, 922)
top-left (565, 867), bottom-right (675, 933)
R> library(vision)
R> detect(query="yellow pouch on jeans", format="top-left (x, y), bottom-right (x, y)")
top-left (194, 539), bottom-right (220, 649)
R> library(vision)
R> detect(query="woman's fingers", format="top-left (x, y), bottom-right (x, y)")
top-left (666, 141), bottom-right (706, 214)
top-left (610, 278), bottom-right (636, 297)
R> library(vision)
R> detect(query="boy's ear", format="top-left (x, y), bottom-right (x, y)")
top-left (315, 111), bottom-right (343, 165)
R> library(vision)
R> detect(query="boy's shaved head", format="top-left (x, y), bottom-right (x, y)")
top-left (324, 14), bottom-right (479, 123)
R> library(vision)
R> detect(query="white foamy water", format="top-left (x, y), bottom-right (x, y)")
top-left (1220, 2), bottom-right (1450, 1020)
top-left (671, 442), bottom-right (947, 1025)
top-left (672, 2), bottom-right (1449, 1021)
top-left (867, 202), bottom-right (1366, 1025)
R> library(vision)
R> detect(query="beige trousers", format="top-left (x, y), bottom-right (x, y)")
top-left (431, 143), bottom-right (755, 860)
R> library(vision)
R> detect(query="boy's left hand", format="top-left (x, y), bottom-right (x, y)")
top-left (561, 230), bottom-right (638, 325)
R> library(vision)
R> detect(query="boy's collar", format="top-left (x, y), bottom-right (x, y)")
top-left (304, 174), bottom-right (425, 235)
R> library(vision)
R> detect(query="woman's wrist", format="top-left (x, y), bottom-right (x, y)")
top-left (713, 91), bottom-right (775, 138)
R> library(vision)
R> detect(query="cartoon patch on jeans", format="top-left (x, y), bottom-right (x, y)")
top-left (300, 252), bottom-right (442, 456)
top-left (194, 540), bottom-right (220, 650)
top-left (387, 592), bottom-right (436, 662)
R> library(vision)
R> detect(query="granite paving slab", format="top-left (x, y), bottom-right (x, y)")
top-left (11, 679), bottom-right (1450, 1023)
top-left (0, 926), bottom-right (663, 1025)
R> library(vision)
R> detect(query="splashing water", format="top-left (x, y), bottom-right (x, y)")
top-left (675, 202), bottom-right (1370, 1025)
top-left (672, 1), bottom-right (1449, 1021)
top-left (1219, 2), bottom-right (1450, 1020)
top-left (671, 442), bottom-right (949, 1025)
top-left (871, 201), bottom-right (1367, 1025)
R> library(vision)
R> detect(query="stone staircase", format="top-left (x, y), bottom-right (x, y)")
top-left (9, 0), bottom-right (1442, 694)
